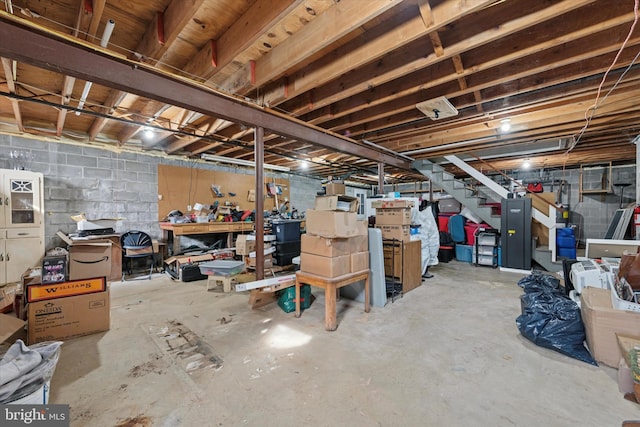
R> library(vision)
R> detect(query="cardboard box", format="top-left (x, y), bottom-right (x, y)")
top-left (41, 255), bottom-right (68, 284)
top-left (324, 183), bottom-right (346, 196)
top-left (315, 195), bottom-right (359, 212)
top-left (370, 199), bottom-right (415, 209)
top-left (69, 242), bottom-right (112, 280)
top-left (377, 224), bottom-right (410, 241)
top-left (27, 277), bottom-right (107, 303)
top-left (300, 253), bottom-right (351, 278)
top-left (306, 209), bottom-right (360, 238)
top-left (245, 255), bottom-right (274, 268)
top-left (351, 251), bottom-right (369, 273)
top-left (375, 208), bottom-right (412, 225)
top-left (0, 313), bottom-right (25, 343)
top-left (301, 234), bottom-right (353, 257)
top-left (235, 234), bottom-right (256, 255)
top-left (22, 268), bottom-right (42, 287)
top-left (71, 213), bottom-right (121, 231)
top-left (28, 289), bottom-right (110, 344)
top-left (580, 287), bottom-right (640, 368)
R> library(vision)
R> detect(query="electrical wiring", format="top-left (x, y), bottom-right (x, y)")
top-left (568, 0), bottom-right (640, 153)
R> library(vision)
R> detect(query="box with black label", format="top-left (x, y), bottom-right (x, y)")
top-left (41, 255), bottom-right (68, 284)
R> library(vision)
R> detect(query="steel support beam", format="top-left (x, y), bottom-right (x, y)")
top-left (0, 13), bottom-right (411, 170)
top-left (255, 126), bottom-right (265, 281)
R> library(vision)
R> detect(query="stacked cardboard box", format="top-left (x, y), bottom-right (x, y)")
top-left (301, 195), bottom-right (369, 278)
top-left (373, 199), bottom-right (414, 241)
top-left (22, 268), bottom-right (110, 344)
top-left (236, 234), bottom-right (275, 268)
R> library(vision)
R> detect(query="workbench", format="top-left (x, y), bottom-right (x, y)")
top-left (294, 269), bottom-right (370, 331)
top-left (159, 222), bottom-right (254, 255)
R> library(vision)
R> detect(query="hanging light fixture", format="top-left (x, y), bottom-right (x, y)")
top-left (500, 118), bottom-right (511, 133)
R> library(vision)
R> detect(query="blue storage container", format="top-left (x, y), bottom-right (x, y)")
top-left (556, 227), bottom-right (574, 237)
top-left (556, 227), bottom-right (576, 250)
top-left (455, 244), bottom-right (473, 262)
top-left (556, 236), bottom-right (576, 248)
top-left (557, 247), bottom-right (576, 259)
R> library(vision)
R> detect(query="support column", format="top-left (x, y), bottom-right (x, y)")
top-left (378, 162), bottom-right (385, 195)
top-left (255, 127), bottom-right (265, 280)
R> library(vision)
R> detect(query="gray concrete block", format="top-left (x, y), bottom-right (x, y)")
top-left (125, 160), bottom-right (150, 173)
top-left (83, 167), bottom-right (113, 179)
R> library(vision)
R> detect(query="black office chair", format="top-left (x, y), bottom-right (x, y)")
top-left (121, 230), bottom-right (155, 281)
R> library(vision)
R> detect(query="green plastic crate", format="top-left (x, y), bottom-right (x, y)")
top-left (277, 285), bottom-right (311, 313)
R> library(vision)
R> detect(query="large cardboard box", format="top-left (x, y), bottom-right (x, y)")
top-left (370, 199), bottom-right (415, 209)
top-left (315, 195), bottom-right (359, 212)
top-left (68, 242), bottom-right (112, 280)
top-left (375, 208), bottom-right (412, 225)
top-left (377, 224), bottom-right (410, 241)
top-left (306, 209), bottom-right (360, 238)
top-left (0, 313), bottom-right (25, 344)
top-left (324, 183), bottom-right (346, 196)
top-left (28, 289), bottom-right (110, 344)
top-left (300, 253), bottom-right (351, 277)
top-left (580, 287), bottom-right (640, 368)
top-left (351, 251), bottom-right (369, 273)
top-left (301, 234), bottom-right (350, 257)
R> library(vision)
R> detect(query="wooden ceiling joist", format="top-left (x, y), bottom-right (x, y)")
top-left (0, 14), bottom-right (410, 169)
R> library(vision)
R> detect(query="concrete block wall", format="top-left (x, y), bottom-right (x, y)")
top-left (0, 135), bottom-right (322, 251)
top-left (509, 164), bottom-right (636, 244)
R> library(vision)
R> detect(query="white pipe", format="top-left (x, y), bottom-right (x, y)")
top-left (76, 20), bottom-right (115, 115)
top-left (100, 19), bottom-right (115, 48)
top-left (201, 154), bottom-right (290, 172)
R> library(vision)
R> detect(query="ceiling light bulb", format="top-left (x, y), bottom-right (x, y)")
top-left (143, 128), bottom-right (153, 139)
top-left (300, 160), bottom-right (308, 169)
top-left (522, 159), bottom-right (530, 169)
top-left (500, 119), bottom-right (511, 133)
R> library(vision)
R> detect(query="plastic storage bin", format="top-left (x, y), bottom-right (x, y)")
top-left (557, 247), bottom-right (577, 259)
top-left (438, 198), bottom-right (461, 213)
top-left (198, 260), bottom-right (245, 276)
top-left (438, 246), bottom-right (455, 263)
top-left (455, 244), bottom-right (473, 262)
top-left (271, 220), bottom-right (302, 242)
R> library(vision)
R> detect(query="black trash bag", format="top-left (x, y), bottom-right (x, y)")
top-left (516, 293), bottom-right (597, 365)
top-left (517, 270), bottom-right (563, 295)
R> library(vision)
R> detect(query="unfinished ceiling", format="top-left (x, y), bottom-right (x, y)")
top-left (0, 0), bottom-right (639, 184)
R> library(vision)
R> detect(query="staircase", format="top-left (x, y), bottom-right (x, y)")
top-left (413, 157), bottom-right (561, 273)
top-left (413, 159), bottom-right (502, 230)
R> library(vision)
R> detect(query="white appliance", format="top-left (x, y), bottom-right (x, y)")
top-left (569, 259), bottom-right (617, 305)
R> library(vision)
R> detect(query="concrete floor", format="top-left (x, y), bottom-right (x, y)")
top-left (48, 261), bottom-right (639, 427)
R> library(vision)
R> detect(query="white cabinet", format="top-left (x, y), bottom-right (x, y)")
top-left (0, 169), bottom-right (44, 284)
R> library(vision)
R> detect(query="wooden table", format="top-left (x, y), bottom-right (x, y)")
top-left (295, 270), bottom-right (370, 331)
top-left (159, 222), bottom-right (254, 255)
